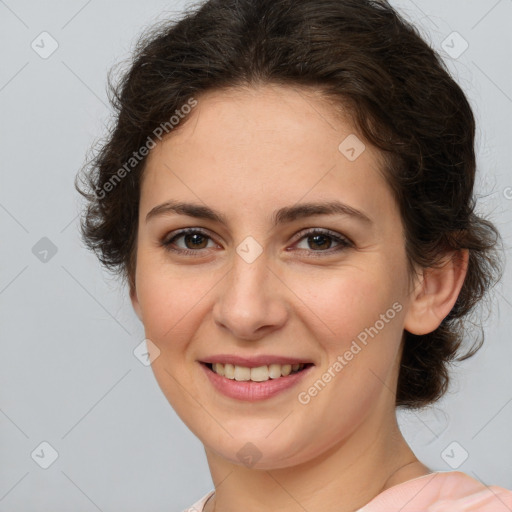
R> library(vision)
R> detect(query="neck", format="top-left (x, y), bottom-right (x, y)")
top-left (202, 412), bottom-right (431, 512)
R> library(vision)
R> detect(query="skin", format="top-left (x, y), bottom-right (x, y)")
top-left (130, 84), bottom-right (468, 512)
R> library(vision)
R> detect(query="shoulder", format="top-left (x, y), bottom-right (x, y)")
top-left (358, 471), bottom-right (512, 512)
top-left (181, 490), bottom-right (215, 512)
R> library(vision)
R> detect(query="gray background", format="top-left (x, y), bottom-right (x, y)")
top-left (0, 0), bottom-right (511, 511)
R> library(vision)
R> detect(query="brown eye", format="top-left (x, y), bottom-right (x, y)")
top-left (306, 233), bottom-right (333, 250)
top-left (293, 229), bottom-right (353, 255)
top-left (180, 232), bottom-right (209, 249)
top-left (161, 228), bottom-right (217, 255)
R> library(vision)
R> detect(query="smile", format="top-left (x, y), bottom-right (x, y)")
top-left (207, 362), bottom-right (307, 381)
top-left (199, 360), bottom-right (314, 401)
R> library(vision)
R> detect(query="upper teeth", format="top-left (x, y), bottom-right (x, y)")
top-left (211, 363), bottom-right (305, 382)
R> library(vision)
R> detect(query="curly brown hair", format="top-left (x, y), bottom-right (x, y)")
top-left (76, 0), bottom-right (503, 409)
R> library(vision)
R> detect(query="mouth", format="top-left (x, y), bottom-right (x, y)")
top-left (199, 359), bottom-right (315, 401)
top-left (201, 361), bottom-right (314, 382)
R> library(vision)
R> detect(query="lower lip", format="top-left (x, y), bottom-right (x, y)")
top-left (200, 363), bottom-right (313, 401)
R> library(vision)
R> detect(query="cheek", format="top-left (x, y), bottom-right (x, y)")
top-left (134, 253), bottom-right (210, 346)
top-left (290, 267), bottom-right (404, 347)
top-left (291, 267), bottom-right (406, 407)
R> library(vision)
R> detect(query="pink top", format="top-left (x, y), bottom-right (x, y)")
top-left (182, 471), bottom-right (512, 512)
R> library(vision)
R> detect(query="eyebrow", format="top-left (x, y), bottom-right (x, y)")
top-left (145, 199), bottom-right (373, 227)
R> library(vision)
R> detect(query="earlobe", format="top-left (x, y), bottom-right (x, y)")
top-left (130, 286), bottom-right (143, 322)
top-left (404, 249), bottom-right (469, 335)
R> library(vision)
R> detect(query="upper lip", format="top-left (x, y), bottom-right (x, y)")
top-left (200, 354), bottom-right (314, 368)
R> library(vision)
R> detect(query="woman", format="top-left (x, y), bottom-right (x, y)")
top-left (76, 0), bottom-right (511, 510)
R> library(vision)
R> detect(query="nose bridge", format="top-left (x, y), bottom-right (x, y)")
top-left (226, 241), bottom-right (272, 310)
top-left (226, 232), bottom-right (271, 293)
top-left (231, 241), bottom-right (269, 293)
top-left (213, 238), bottom-right (287, 339)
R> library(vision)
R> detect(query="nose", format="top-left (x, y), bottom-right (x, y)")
top-left (212, 249), bottom-right (289, 341)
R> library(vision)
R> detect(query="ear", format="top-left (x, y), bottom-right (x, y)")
top-left (130, 285), bottom-right (143, 322)
top-left (404, 249), bottom-right (469, 335)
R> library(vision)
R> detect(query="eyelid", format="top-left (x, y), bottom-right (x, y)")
top-left (162, 227), bottom-right (219, 250)
top-left (161, 226), bottom-right (353, 255)
top-left (162, 226), bottom-right (211, 241)
top-left (290, 227), bottom-right (353, 246)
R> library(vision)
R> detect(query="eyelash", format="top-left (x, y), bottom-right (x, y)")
top-left (160, 227), bottom-right (353, 258)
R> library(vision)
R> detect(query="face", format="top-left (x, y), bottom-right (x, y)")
top-left (131, 84), bottom-right (415, 469)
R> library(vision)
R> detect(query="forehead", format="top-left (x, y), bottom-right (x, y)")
top-left (141, 84), bottom-right (395, 223)
top-left (148, 84), bottom-right (371, 163)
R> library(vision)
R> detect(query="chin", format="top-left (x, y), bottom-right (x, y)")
top-left (203, 430), bottom-right (317, 471)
